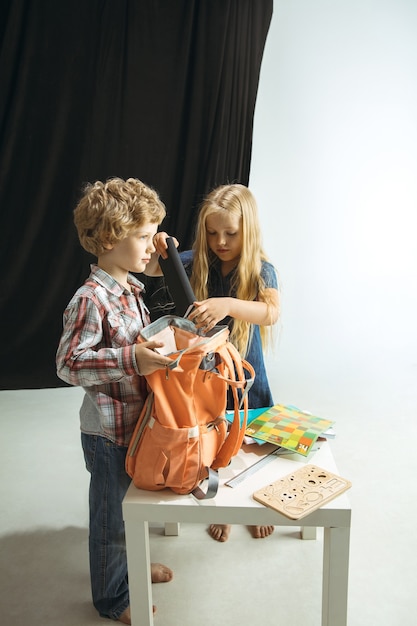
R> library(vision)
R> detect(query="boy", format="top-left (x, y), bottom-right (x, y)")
top-left (56, 177), bottom-right (173, 624)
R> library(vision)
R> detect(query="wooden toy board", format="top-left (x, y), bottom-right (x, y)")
top-left (253, 465), bottom-right (351, 520)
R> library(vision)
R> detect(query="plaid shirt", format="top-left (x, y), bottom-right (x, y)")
top-left (56, 265), bottom-right (150, 446)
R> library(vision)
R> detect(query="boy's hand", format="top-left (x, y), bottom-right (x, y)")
top-left (135, 341), bottom-right (173, 375)
top-left (152, 232), bottom-right (179, 260)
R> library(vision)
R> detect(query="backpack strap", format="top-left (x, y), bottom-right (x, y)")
top-left (211, 343), bottom-right (255, 470)
top-left (193, 343), bottom-right (254, 498)
top-left (191, 468), bottom-right (220, 500)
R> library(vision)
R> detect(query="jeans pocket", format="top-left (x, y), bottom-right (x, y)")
top-left (81, 433), bottom-right (98, 473)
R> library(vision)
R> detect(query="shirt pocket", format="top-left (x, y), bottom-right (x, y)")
top-left (107, 309), bottom-right (139, 346)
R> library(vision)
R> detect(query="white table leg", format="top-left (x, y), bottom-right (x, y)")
top-left (301, 526), bottom-right (317, 540)
top-left (164, 522), bottom-right (180, 536)
top-left (124, 519), bottom-right (154, 626)
top-left (322, 526), bottom-right (350, 626)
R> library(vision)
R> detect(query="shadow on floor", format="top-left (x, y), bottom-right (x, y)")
top-left (0, 527), bottom-right (103, 626)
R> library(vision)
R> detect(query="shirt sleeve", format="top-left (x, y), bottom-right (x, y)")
top-left (260, 261), bottom-right (279, 291)
top-left (179, 250), bottom-right (193, 278)
top-left (56, 294), bottom-right (139, 387)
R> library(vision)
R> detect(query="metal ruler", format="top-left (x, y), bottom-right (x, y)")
top-left (225, 446), bottom-right (320, 488)
top-left (225, 447), bottom-right (293, 488)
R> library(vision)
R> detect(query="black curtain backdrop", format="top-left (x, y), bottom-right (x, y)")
top-left (0, 0), bottom-right (273, 390)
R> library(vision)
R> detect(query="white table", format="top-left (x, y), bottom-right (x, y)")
top-left (123, 441), bottom-right (351, 626)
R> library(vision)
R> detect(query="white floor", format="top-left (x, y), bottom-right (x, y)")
top-left (0, 358), bottom-right (416, 626)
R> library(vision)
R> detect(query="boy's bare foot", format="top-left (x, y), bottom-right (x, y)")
top-left (151, 562), bottom-right (173, 583)
top-left (118, 606), bottom-right (132, 624)
top-left (208, 524), bottom-right (232, 542)
top-left (118, 605), bottom-right (156, 624)
top-left (248, 525), bottom-right (275, 538)
top-left (117, 564), bottom-right (171, 623)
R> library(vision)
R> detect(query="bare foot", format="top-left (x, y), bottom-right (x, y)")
top-left (208, 524), bottom-right (232, 542)
top-left (248, 525), bottom-right (275, 538)
top-left (118, 606), bottom-right (131, 624)
top-left (118, 605), bottom-right (156, 624)
top-left (151, 562), bottom-right (173, 583)
top-left (117, 564), bottom-right (171, 623)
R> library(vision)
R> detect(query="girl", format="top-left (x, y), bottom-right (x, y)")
top-left (152, 183), bottom-right (280, 542)
top-left (182, 183), bottom-right (279, 409)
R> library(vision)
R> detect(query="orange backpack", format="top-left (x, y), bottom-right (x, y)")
top-left (126, 316), bottom-right (254, 499)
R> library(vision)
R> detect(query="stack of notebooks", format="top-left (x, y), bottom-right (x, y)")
top-left (226, 404), bottom-right (335, 457)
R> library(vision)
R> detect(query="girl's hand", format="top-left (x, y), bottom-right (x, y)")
top-left (152, 232), bottom-right (179, 260)
top-left (188, 298), bottom-right (230, 331)
top-left (144, 232), bottom-right (179, 275)
top-left (134, 340), bottom-right (173, 375)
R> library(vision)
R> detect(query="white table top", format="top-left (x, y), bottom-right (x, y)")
top-left (123, 441), bottom-right (351, 528)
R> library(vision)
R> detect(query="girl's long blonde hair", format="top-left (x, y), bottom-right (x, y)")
top-left (190, 184), bottom-right (276, 357)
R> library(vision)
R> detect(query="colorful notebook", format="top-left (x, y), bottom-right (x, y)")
top-left (244, 404), bottom-right (334, 456)
top-left (225, 407), bottom-right (268, 428)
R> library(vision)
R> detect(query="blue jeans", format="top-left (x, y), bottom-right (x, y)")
top-left (81, 433), bottom-right (132, 620)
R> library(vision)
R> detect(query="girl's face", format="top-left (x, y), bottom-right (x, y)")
top-left (205, 211), bottom-right (243, 267)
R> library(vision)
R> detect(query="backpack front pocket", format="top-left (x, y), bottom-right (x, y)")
top-left (132, 418), bottom-right (202, 495)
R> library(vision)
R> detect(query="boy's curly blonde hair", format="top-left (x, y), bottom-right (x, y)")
top-left (74, 177), bottom-right (166, 256)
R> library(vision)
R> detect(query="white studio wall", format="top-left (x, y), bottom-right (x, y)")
top-left (250, 0), bottom-right (417, 419)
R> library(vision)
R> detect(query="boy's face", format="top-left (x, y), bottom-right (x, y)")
top-left (100, 221), bottom-right (158, 278)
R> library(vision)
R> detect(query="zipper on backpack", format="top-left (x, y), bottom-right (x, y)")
top-left (128, 392), bottom-right (154, 456)
top-left (206, 416), bottom-right (227, 433)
